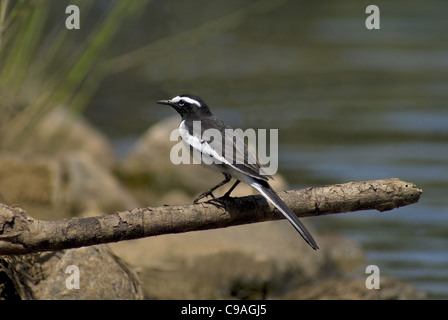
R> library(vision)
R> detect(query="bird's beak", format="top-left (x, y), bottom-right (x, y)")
top-left (157, 99), bottom-right (173, 106)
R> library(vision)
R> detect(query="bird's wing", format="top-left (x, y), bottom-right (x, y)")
top-left (199, 117), bottom-right (271, 181)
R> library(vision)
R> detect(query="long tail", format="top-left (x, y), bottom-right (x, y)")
top-left (251, 180), bottom-right (319, 250)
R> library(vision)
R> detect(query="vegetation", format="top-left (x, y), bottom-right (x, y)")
top-left (0, 0), bottom-right (149, 149)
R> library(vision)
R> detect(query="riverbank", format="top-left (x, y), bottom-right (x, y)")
top-left (0, 109), bottom-right (425, 299)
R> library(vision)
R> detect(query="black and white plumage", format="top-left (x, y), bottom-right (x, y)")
top-left (157, 94), bottom-right (319, 250)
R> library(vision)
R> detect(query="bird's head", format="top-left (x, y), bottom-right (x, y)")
top-left (157, 94), bottom-right (212, 118)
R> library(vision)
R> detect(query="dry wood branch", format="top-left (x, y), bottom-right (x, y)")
top-left (0, 178), bottom-right (421, 255)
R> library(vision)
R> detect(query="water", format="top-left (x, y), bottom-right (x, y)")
top-left (86, 0), bottom-right (448, 298)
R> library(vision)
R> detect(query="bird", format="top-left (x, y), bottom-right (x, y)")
top-left (157, 94), bottom-right (319, 250)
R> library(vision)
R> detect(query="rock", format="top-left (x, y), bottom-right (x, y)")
top-left (0, 152), bottom-right (138, 219)
top-left (60, 152), bottom-right (138, 216)
top-left (0, 245), bottom-right (144, 300)
top-left (2, 106), bottom-right (115, 169)
top-left (0, 106), bottom-right (135, 218)
top-left (110, 219), bottom-right (336, 299)
top-left (0, 153), bottom-right (60, 207)
top-left (319, 235), bottom-right (366, 273)
top-left (282, 277), bottom-right (426, 300)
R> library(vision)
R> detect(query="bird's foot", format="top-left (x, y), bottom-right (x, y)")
top-left (193, 192), bottom-right (227, 210)
top-left (193, 190), bottom-right (216, 204)
top-left (207, 197), bottom-right (227, 210)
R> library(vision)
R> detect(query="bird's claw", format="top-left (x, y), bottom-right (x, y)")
top-left (207, 197), bottom-right (227, 210)
top-left (193, 190), bottom-right (216, 204)
top-left (193, 192), bottom-right (231, 210)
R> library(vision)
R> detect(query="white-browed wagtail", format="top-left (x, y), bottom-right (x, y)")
top-left (157, 94), bottom-right (319, 250)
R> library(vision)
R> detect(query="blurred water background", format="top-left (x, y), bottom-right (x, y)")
top-left (3, 0), bottom-right (446, 298)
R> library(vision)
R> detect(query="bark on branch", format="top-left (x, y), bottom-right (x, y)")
top-left (0, 178), bottom-right (422, 255)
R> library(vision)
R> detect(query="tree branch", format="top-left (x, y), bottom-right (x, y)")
top-left (0, 178), bottom-right (422, 255)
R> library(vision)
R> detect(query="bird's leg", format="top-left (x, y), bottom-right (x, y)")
top-left (193, 173), bottom-right (231, 204)
top-left (222, 180), bottom-right (240, 199)
top-left (207, 180), bottom-right (241, 210)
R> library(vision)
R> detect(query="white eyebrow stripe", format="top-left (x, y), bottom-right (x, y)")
top-left (171, 96), bottom-right (201, 107)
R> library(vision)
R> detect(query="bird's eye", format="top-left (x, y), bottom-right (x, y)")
top-left (178, 99), bottom-right (185, 106)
